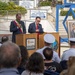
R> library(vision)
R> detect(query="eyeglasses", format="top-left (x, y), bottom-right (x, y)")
top-left (36, 20), bottom-right (40, 22)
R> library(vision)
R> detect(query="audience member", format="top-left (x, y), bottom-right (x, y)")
top-left (44, 70), bottom-right (59, 75)
top-left (60, 56), bottom-right (75, 75)
top-left (0, 41), bottom-right (21, 75)
top-left (28, 16), bottom-right (44, 34)
top-left (43, 48), bottom-right (62, 73)
top-left (1, 36), bottom-right (9, 44)
top-left (0, 36), bottom-right (9, 47)
top-left (10, 13), bottom-right (26, 43)
top-left (67, 56), bottom-right (75, 68)
top-left (36, 34), bottom-right (61, 63)
top-left (60, 60), bottom-right (68, 70)
top-left (60, 70), bottom-right (67, 75)
top-left (21, 52), bottom-right (44, 75)
top-left (68, 63), bottom-right (75, 75)
top-left (17, 45), bottom-right (29, 74)
top-left (61, 38), bottom-right (75, 61)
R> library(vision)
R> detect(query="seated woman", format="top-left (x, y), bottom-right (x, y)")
top-left (68, 63), bottom-right (75, 75)
top-left (21, 52), bottom-right (44, 75)
top-left (17, 45), bottom-right (29, 74)
top-left (43, 48), bottom-right (62, 73)
top-left (60, 56), bottom-right (75, 75)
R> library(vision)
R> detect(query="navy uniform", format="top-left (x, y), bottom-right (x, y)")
top-left (36, 34), bottom-right (61, 63)
top-left (61, 38), bottom-right (75, 61)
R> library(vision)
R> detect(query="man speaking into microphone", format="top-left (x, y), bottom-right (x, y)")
top-left (28, 16), bottom-right (44, 35)
top-left (10, 13), bottom-right (26, 43)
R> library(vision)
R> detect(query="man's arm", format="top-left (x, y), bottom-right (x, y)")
top-left (10, 21), bottom-right (19, 32)
top-left (28, 23), bottom-right (36, 33)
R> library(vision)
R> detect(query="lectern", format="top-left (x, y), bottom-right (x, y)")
top-left (16, 32), bottom-right (60, 56)
top-left (16, 33), bottom-right (37, 56)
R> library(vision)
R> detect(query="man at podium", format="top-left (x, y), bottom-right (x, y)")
top-left (28, 16), bottom-right (44, 34)
top-left (10, 13), bottom-right (26, 43)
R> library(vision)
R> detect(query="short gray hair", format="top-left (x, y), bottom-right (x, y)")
top-left (0, 41), bottom-right (21, 68)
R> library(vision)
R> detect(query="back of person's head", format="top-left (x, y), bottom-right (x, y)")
top-left (0, 41), bottom-right (21, 68)
top-left (44, 34), bottom-right (55, 46)
top-left (26, 52), bottom-right (44, 73)
top-left (43, 47), bottom-right (53, 60)
top-left (67, 56), bottom-right (75, 68)
top-left (70, 41), bottom-right (75, 47)
top-left (68, 63), bottom-right (75, 75)
top-left (69, 38), bottom-right (75, 47)
top-left (1, 36), bottom-right (9, 43)
top-left (19, 45), bottom-right (29, 67)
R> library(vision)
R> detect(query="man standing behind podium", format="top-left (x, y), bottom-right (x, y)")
top-left (28, 16), bottom-right (44, 34)
top-left (10, 13), bottom-right (26, 43)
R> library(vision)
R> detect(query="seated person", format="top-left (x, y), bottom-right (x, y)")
top-left (36, 34), bottom-right (61, 63)
top-left (0, 42), bottom-right (21, 75)
top-left (43, 48), bottom-right (63, 73)
top-left (44, 70), bottom-right (59, 75)
top-left (60, 60), bottom-right (68, 70)
top-left (17, 45), bottom-right (29, 74)
top-left (61, 38), bottom-right (75, 61)
top-left (0, 36), bottom-right (9, 47)
top-left (1, 36), bottom-right (9, 44)
top-left (60, 56), bottom-right (75, 75)
top-left (21, 52), bottom-right (44, 75)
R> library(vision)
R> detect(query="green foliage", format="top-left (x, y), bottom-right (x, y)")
top-left (0, 1), bottom-right (27, 16)
top-left (8, 1), bottom-right (16, 7)
top-left (60, 10), bottom-right (75, 19)
top-left (60, 10), bottom-right (75, 16)
top-left (0, 1), bottom-right (8, 10)
top-left (39, 1), bottom-right (51, 6)
top-left (0, 10), bottom-right (7, 16)
top-left (60, 10), bottom-right (68, 16)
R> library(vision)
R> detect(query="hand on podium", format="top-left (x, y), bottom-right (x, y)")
top-left (36, 29), bottom-right (39, 32)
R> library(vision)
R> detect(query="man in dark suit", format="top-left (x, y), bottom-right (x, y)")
top-left (28, 16), bottom-right (44, 34)
top-left (10, 13), bottom-right (26, 43)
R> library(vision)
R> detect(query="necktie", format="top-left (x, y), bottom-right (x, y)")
top-left (36, 24), bottom-right (39, 39)
top-left (36, 24), bottom-right (38, 30)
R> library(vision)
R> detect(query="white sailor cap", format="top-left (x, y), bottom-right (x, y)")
top-left (44, 34), bottom-right (55, 43)
top-left (69, 38), bottom-right (75, 42)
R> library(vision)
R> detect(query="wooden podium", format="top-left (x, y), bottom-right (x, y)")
top-left (16, 33), bottom-right (37, 56)
top-left (16, 32), bottom-right (60, 56)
